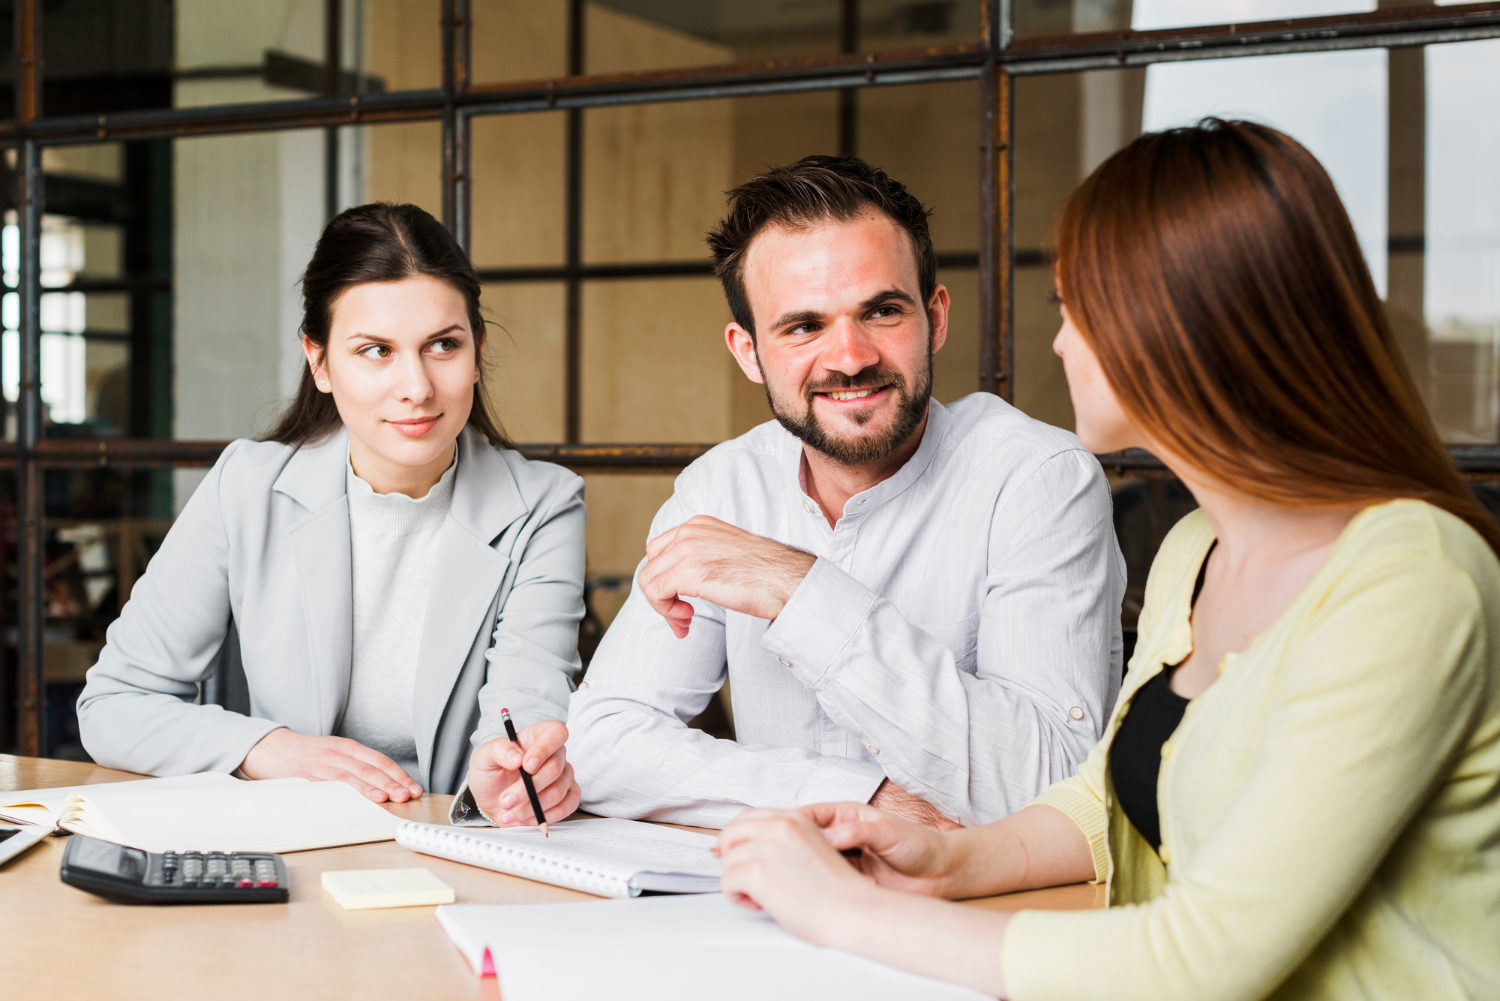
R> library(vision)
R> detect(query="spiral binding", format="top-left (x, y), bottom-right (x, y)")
top-left (396, 821), bottom-right (635, 898)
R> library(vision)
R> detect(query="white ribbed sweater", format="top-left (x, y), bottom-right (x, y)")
top-left (335, 455), bottom-right (457, 783)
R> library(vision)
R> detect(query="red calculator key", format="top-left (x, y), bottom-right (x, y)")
top-left (257, 878), bottom-right (279, 888)
top-left (238, 877), bottom-right (254, 888)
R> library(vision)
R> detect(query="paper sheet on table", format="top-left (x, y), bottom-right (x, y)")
top-left (436, 893), bottom-right (989, 1001)
top-left (0, 772), bottom-right (236, 826)
top-left (55, 776), bottom-right (399, 853)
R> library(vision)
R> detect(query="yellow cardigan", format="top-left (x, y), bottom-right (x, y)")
top-left (1002, 500), bottom-right (1500, 1001)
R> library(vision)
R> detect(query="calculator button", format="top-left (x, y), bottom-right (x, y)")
top-left (257, 878), bottom-right (278, 888)
top-left (238, 877), bottom-right (254, 888)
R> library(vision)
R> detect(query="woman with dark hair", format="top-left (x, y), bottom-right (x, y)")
top-left (713, 121), bottom-right (1500, 999)
top-left (78, 203), bottom-right (583, 828)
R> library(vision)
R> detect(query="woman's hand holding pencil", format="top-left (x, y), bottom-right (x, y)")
top-left (465, 714), bottom-right (580, 833)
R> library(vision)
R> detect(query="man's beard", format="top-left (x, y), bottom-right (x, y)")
top-left (759, 354), bottom-right (933, 467)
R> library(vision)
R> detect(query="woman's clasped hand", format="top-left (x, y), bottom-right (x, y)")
top-left (719, 802), bottom-right (956, 926)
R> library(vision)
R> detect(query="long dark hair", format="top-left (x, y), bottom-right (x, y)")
top-left (1055, 118), bottom-right (1500, 556)
top-left (262, 202), bottom-right (510, 448)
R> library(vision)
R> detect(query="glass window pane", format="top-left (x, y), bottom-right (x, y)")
top-left (482, 281), bottom-right (566, 442)
top-left (471, 1), bottom-right (569, 83)
top-left (583, 99), bottom-right (737, 265)
top-left (39, 1), bottom-right (435, 118)
top-left (470, 113), bottom-right (566, 269)
top-left (1425, 38), bottom-right (1500, 444)
top-left (581, 472), bottom-right (675, 636)
top-left (40, 466), bottom-right (178, 757)
top-left (1011, 1), bottom-right (1493, 37)
top-left (580, 277), bottom-right (731, 442)
top-left (1014, 42), bottom-right (1500, 446)
top-left (584, 81), bottom-right (979, 259)
top-left (472, 1), bottom-right (981, 84)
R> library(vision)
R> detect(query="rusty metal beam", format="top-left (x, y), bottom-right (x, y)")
top-left (15, 439), bottom-right (1500, 479)
top-left (323, 0), bottom-right (342, 221)
top-left (5, 4), bottom-right (1499, 148)
top-left (1004, 1), bottom-right (1500, 73)
top-left (0, 439), bottom-right (713, 472)
top-left (14, 0), bottom-right (44, 757)
top-left (563, 0), bottom-right (585, 444)
top-left (475, 251), bottom-right (980, 286)
top-left (1097, 445), bottom-right (1500, 483)
top-left (452, 1), bottom-right (474, 251)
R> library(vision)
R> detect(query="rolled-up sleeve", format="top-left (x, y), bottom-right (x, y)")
top-left (761, 448), bottom-right (1125, 825)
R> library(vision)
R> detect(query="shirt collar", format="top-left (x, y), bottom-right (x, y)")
top-left (786, 398), bottom-right (951, 520)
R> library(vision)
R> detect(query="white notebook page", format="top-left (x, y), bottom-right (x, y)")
top-left (436, 894), bottom-right (987, 1001)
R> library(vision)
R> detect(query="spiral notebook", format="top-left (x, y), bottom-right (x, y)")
top-left (395, 818), bottom-right (721, 898)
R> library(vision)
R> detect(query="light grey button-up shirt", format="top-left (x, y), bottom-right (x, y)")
top-left (569, 393), bottom-right (1125, 829)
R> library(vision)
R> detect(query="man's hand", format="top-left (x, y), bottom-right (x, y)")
top-left (870, 779), bottom-right (962, 832)
top-left (465, 720), bottom-right (580, 827)
top-left (638, 515), bottom-right (817, 638)
top-left (240, 727), bottom-right (423, 804)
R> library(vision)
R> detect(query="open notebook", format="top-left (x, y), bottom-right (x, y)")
top-left (0, 773), bottom-right (399, 853)
top-left (436, 894), bottom-right (988, 1001)
top-left (396, 818), bottom-right (721, 898)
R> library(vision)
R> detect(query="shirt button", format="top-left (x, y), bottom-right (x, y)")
top-left (1160, 739), bottom-right (1174, 759)
top-left (777, 656), bottom-right (792, 667)
top-left (867, 745), bottom-right (880, 755)
top-left (801, 500), bottom-right (814, 514)
top-left (578, 681), bottom-right (589, 689)
top-left (1159, 845), bottom-right (1172, 865)
top-left (1068, 706), bottom-right (1085, 721)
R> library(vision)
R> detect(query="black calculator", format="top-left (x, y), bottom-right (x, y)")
top-left (60, 835), bottom-right (289, 904)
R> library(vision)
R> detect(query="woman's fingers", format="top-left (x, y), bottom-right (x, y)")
top-left (325, 766), bottom-right (396, 804)
top-left (499, 756), bottom-right (566, 810)
top-left (337, 755), bottom-right (416, 802)
top-left (515, 721), bottom-right (568, 774)
top-left (541, 770), bottom-right (582, 824)
top-left (341, 741), bottom-right (422, 796)
top-left (502, 762), bottom-right (578, 824)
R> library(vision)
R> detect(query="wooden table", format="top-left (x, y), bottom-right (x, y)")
top-left (1, 756), bottom-right (1103, 999)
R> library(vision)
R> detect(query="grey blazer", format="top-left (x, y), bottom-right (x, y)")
top-left (77, 426), bottom-right (586, 802)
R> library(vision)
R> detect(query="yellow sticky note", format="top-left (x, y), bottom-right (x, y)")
top-left (321, 868), bottom-right (455, 910)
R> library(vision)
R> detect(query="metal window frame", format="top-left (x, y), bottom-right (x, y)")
top-left (9, 0), bottom-right (1500, 752)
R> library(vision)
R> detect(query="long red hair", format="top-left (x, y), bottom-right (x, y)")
top-left (1055, 118), bottom-right (1500, 556)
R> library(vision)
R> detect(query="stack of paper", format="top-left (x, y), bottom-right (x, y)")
top-left (437, 894), bottom-right (988, 1001)
top-left (0, 774), bottom-right (399, 853)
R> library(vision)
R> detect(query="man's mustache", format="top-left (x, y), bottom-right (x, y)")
top-left (803, 368), bottom-right (908, 398)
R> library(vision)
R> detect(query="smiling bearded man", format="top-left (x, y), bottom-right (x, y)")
top-left (567, 155), bottom-right (1126, 830)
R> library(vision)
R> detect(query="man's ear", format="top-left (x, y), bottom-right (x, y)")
top-left (927, 284), bottom-right (951, 355)
top-left (725, 322), bottom-right (764, 384)
top-left (302, 334), bottom-right (332, 393)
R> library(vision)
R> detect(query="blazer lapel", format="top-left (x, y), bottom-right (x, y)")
top-left (412, 428), bottom-right (529, 780)
top-left (274, 429), bottom-right (354, 734)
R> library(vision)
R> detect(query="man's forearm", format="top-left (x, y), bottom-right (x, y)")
top-left (570, 688), bottom-right (886, 827)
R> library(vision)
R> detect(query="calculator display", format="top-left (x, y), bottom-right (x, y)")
top-left (68, 836), bottom-right (147, 881)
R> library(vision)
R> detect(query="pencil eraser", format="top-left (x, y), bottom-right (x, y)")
top-left (321, 867), bottom-right (455, 910)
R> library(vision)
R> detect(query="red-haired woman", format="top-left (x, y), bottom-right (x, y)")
top-left (715, 120), bottom-right (1500, 1001)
